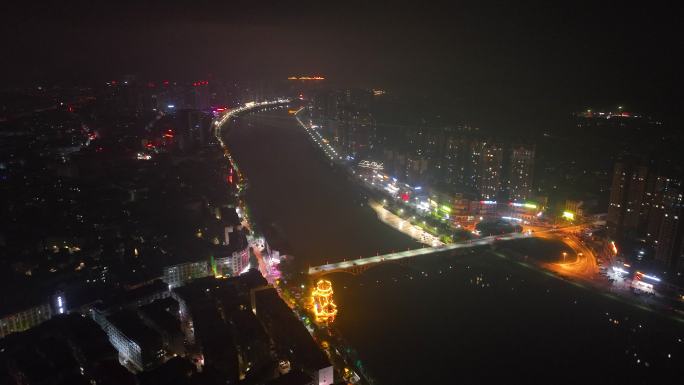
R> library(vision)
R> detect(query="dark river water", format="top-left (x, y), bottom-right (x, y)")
top-left (227, 110), bottom-right (682, 384)
top-left (226, 110), bottom-right (419, 266)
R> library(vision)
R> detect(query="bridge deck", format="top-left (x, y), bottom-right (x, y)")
top-left (308, 233), bottom-right (527, 275)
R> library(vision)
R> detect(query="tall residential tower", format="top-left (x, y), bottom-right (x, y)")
top-left (508, 145), bottom-right (535, 201)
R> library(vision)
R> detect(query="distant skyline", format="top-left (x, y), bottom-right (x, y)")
top-left (2, 1), bottom-right (682, 126)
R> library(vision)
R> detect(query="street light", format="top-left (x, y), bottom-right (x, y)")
top-left (562, 252), bottom-right (567, 262)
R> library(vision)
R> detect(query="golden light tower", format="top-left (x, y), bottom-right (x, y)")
top-left (311, 279), bottom-right (338, 323)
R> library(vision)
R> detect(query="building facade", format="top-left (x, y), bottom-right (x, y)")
top-left (607, 162), bottom-right (649, 238)
top-left (0, 292), bottom-right (66, 338)
top-left (654, 188), bottom-right (684, 272)
top-left (0, 303), bottom-right (53, 339)
top-left (163, 261), bottom-right (211, 289)
top-left (508, 145), bottom-right (535, 201)
top-left (91, 309), bottom-right (164, 371)
top-left (216, 247), bottom-right (250, 277)
top-left (475, 141), bottom-right (504, 200)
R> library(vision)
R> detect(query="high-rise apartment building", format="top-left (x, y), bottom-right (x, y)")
top-left (654, 188), bottom-right (684, 272)
top-left (607, 162), bottom-right (649, 238)
top-left (645, 177), bottom-right (679, 240)
top-left (508, 145), bottom-right (535, 201)
top-left (474, 141), bottom-right (504, 200)
top-left (443, 136), bottom-right (468, 189)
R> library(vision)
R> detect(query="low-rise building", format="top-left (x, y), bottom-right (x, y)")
top-left (0, 303), bottom-right (53, 339)
top-left (163, 260), bottom-right (211, 289)
top-left (251, 287), bottom-right (333, 385)
top-left (1, 291), bottom-right (66, 339)
top-left (138, 298), bottom-right (185, 356)
top-left (91, 309), bottom-right (164, 371)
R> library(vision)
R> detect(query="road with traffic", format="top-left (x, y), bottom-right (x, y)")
top-left (213, 99), bottom-right (290, 282)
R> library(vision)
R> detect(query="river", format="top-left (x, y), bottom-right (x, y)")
top-left (226, 109), bottom-right (682, 384)
top-left (226, 110), bottom-right (419, 267)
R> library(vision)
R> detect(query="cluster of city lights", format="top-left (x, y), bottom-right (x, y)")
top-left (294, 111), bottom-right (343, 161)
top-left (358, 160), bottom-right (384, 170)
top-left (294, 107), bottom-right (556, 247)
top-left (510, 202), bottom-right (538, 209)
top-left (608, 261), bottom-right (663, 295)
top-left (287, 76), bottom-right (325, 80)
top-left (362, 169), bottom-right (419, 199)
top-left (214, 99), bottom-right (291, 128)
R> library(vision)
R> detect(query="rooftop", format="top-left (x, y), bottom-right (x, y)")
top-left (253, 288), bottom-right (330, 371)
top-left (266, 369), bottom-right (313, 385)
top-left (107, 310), bottom-right (162, 351)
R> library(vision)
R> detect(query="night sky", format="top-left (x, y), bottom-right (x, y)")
top-left (2, 0), bottom-right (682, 126)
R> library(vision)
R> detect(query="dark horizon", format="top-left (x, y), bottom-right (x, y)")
top-left (3, 1), bottom-right (682, 123)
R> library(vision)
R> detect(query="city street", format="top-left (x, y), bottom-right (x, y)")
top-left (538, 231), bottom-right (600, 280)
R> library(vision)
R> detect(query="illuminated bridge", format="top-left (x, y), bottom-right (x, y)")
top-left (213, 98), bottom-right (291, 133)
top-left (308, 233), bottom-right (528, 276)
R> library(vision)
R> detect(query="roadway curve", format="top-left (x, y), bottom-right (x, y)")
top-left (213, 99), bottom-right (290, 281)
top-left (535, 229), bottom-right (600, 281)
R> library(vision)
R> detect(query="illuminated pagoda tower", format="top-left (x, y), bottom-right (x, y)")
top-left (311, 279), bottom-right (338, 323)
